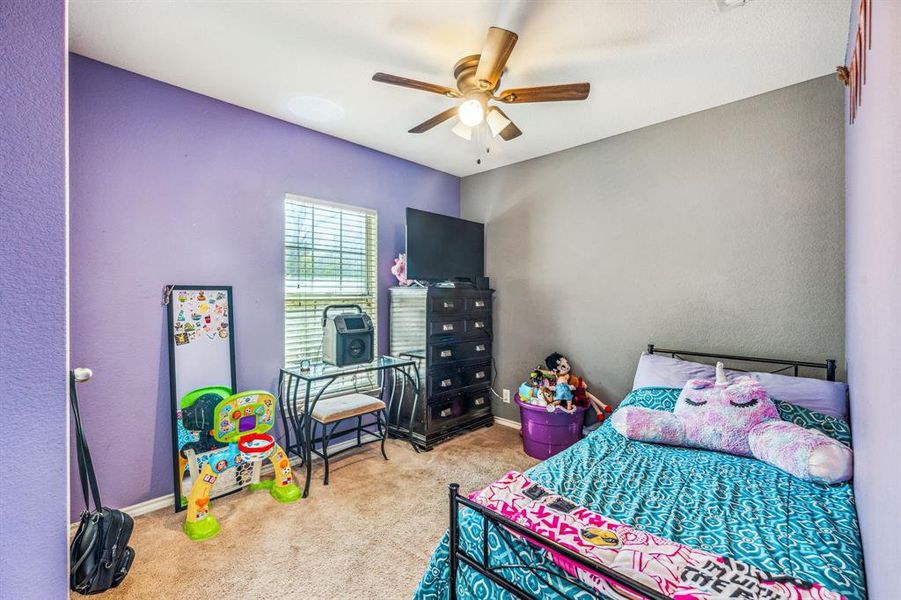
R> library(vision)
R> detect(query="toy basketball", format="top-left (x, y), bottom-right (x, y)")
top-left (181, 389), bottom-right (300, 541)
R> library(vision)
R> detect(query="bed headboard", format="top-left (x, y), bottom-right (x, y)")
top-left (647, 344), bottom-right (837, 382)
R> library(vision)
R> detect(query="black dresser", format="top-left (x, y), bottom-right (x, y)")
top-left (389, 285), bottom-right (494, 450)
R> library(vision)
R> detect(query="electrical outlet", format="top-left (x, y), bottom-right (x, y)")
top-left (502, 389), bottom-right (511, 403)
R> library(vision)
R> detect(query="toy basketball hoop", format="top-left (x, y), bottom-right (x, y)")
top-left (238, 433), bottom-right (275, 462)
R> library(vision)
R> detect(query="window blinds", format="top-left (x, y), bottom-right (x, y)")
top-left (284, 196), bottom-right (378, 388)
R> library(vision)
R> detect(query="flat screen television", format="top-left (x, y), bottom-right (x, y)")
top-left (405, 208), bottom-right (484, 282)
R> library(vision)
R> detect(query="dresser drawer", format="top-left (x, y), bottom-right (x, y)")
top-left (428, 391), bottom-right (491, 430)
top-left (428, 339), bottom-right (491, 365)
top-left (430, 296), bottom-right (464, 315)
top-left (429, 342), bottom-right (461, 365)
top-left (462, 363), bottom-right (491, 387)
top-left (467, 296), bottom-right (492, 313)
top-left (465, 389), bottom-right (491, 414)
top-left (429, 318), bottom-right (464, 338)
top-left (428, 396), bottom-right (466, 429)
top-left (465, 317), bottom-right (490, 335)
top-left (428, 369), bottom-right (463, 396)
top-left (460, 339), bottom-right (491, 360)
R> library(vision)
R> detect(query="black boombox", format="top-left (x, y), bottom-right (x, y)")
top-left (321, 305), bottom-right (374, 367)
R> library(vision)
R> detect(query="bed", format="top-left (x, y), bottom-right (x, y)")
top-left (414, 348), bottom-right (865, 600)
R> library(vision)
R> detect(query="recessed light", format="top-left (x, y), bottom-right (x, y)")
top-left (287, 95), bottom-right (345, 123)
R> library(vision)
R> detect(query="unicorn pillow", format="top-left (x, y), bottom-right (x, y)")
top-left (611, 363), bottom-right (852, 483)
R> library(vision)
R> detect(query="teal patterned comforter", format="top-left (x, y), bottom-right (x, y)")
top-left (414, 387), bottom-right (865, 600)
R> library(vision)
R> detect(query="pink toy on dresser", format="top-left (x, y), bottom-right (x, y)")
top-left (611, 363), bottom-right (853, 483)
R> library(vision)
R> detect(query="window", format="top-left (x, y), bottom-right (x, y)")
top-left (284, 195), bottom-right (377, 383)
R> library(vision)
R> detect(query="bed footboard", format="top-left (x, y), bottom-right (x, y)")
top-left (447, 483), bottom-right (671, 600)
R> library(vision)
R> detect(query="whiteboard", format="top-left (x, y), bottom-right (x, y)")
top-left (166, 285), bottom-right (237, 511)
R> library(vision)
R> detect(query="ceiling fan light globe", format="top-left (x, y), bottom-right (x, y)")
top-left (487, 108), bottom-right (512, 137)
top-left (451, 121), bottom-right (473, 140)
top-left (458, 99), bottom-right (484, 127)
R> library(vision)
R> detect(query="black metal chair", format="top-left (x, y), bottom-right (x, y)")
top-left (306, 393), bottom-right (389, 485)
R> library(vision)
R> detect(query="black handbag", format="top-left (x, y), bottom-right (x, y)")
top-left (69, 369), bottom-right (135, 595)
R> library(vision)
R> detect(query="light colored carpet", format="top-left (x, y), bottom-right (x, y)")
top-left (102, 425), bottom-right (538, 600)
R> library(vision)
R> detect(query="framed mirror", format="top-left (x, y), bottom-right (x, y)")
top-left (165, 285), bottom-right (241, 511)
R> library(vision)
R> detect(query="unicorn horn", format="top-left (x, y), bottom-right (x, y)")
top-left (715, 362), bottom-right (728, 385)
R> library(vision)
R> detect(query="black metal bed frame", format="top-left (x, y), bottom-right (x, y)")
top-left (446, 345), bottom-right (838, 600)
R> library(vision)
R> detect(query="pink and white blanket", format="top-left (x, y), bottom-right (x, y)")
top-left (469, 471), bottom-right (844, 600)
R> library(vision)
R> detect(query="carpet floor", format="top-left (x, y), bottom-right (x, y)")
top-left (101, 424), bottom-right (538, 600)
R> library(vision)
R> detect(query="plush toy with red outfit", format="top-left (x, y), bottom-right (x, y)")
top-left (545, 352), bottom-right (613, 421)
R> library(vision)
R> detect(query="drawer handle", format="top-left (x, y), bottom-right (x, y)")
top-left (475, 371), bottom-right (486, 379)
top-left (443, 301), bottom-right (455, 309)
top-left (440, 349), bottom-right (453, 358)
top-left (442, 323), bottom-right (455, 331)
top-left (475, 301), bottom-right (485, 308)
top-left (474, 397), bottom-right (485, 406)
top-left (475, 344), bottom-right (486, 352)
top-left (440, 379), bottom-right (453, 387)
top-left (474, 321), bottom-right (485, 329)
top-left (440, 408), bottom-right (452, 418)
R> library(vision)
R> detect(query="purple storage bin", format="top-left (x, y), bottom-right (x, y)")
top-left (515, 394), bottom-right (588, 460)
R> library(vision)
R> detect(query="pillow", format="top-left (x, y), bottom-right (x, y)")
top-left (748, 371), bottom-right (848, 421)
top-left (614, 363), bottom-right (853, 483)
top-left (631, 353), bottom-right (715, 390)
top-left (631, 352), bottom-right (848, 421)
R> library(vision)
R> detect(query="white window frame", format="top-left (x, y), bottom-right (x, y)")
top-left (284, 194), bottom-right (378, 393)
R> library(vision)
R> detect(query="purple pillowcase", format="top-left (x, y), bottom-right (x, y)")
top-left (632, 353), bottom-right (716, 390)
top-left (631, 353), bottom-right (848, 420)
top-left (748, 371), bottom-right (848, 421)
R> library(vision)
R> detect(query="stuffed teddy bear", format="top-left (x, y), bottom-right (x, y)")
top-left (610, 362), bottom-right (853, 484)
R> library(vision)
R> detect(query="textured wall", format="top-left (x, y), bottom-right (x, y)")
top-left (68, 55), bottom-right (459, 517)
top-left (0, 0), bottom-right (68, 596)
top-left (462, 76), bottom-right (845, 423)
top-left (844, 1), bottom-right (901, 597)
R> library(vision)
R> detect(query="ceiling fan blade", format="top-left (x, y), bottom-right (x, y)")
top-left (487, 107), bottom-right (522, 140)
top-left (475, 27), bottom-right (518, 91)
top-left (497, 83), bottom-right (590, 103)
top-left (372, 72), bottom-right (461, 98)
top-left (409, 106), bottom-right (459, 134)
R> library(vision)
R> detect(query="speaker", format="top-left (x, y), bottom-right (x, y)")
top-left (334, 332), bottom-right (372, 366)
top-left (321, 305), bottom-right (375, 367)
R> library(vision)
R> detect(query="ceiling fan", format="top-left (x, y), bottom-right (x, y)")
top-left (372, 27), bottom-right (590, 142)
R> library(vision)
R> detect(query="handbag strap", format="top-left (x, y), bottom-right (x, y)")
top-left (70, 372), bottom-right (102, 511)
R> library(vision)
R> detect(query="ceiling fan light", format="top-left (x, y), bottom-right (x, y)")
top-left (451, 121), bottom-right (472, 140)
top-left (458, 99), bottom-right (484, 127)
top-left (486, 108), bottom-right (512, 137)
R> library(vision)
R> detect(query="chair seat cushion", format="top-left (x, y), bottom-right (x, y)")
top-left (309, 393), bottom-right (386, 424)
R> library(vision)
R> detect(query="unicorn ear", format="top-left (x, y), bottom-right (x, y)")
top-left (715, 362), bottom-right (728, 385)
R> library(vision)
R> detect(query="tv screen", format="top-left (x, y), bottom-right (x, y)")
top-left (406, 208), bottom-right (484, 282)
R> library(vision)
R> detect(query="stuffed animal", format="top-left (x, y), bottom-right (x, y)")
top-left (610, 362), bottom-right (853, 483)
top-left (518, 368), bottom-right (556, 406)
top-left (391, 253), bottom-right (409, 286)
top-left (553, 375), bottom-right (575, 411)
top-left (545, 352), bottom-right (613, 421)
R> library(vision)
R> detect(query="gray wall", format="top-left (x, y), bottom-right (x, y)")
top-left (463, 76), bottom-right (845, 422)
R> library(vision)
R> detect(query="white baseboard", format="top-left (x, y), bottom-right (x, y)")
top-left (91, 433), bottom-right (379, 522)
top-left (493, 415), bottom-right (520, 429)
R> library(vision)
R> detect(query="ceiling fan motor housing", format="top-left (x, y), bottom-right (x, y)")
top-left (454, 55), bottom-right (496, 95)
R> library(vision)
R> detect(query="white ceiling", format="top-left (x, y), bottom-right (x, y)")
top-left (69, 0), bottom-right (851, 177)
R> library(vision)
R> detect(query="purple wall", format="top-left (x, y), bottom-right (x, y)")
top-left (844, 1), bottom-right (901, 597)
top-left (0, 0), bottom-right (68, 596)
top-left (68, 55), bottom-right (459, 517)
